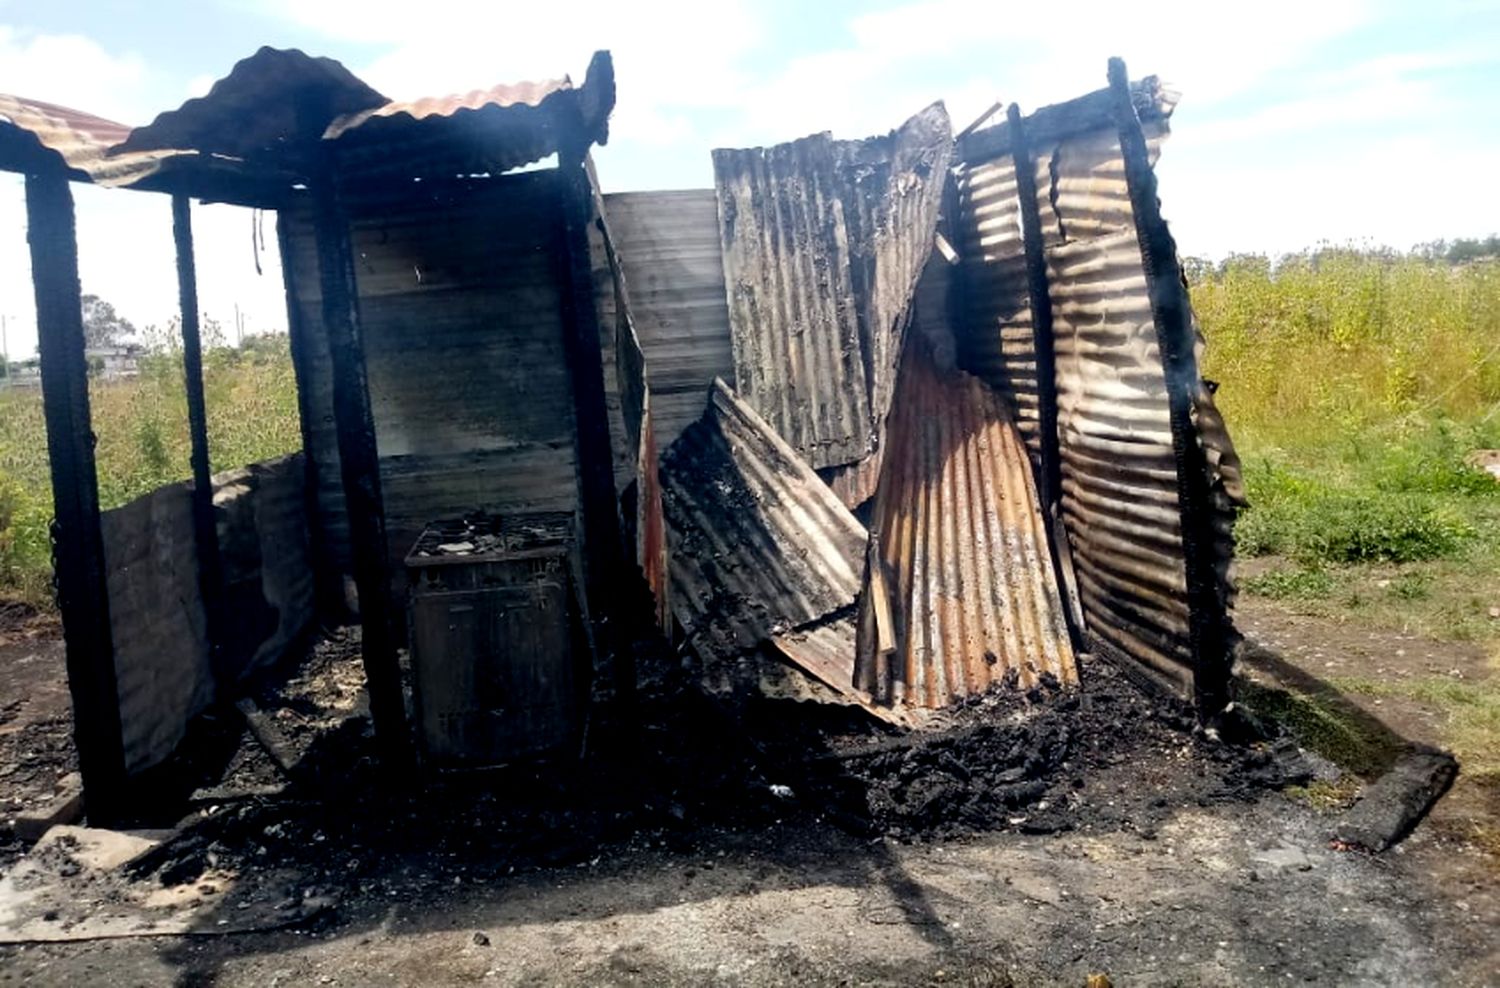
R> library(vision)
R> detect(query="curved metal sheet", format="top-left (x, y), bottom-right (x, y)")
top-left (855, 340), bottom-right (1078, 709)
top-left (115, 47), bottom-right (386, 158)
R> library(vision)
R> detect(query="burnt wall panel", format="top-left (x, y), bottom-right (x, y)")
top-left (285, 172), bottom-right (580, 600)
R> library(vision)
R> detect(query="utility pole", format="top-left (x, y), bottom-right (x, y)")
top-left (1, 314), bottom-right (8, 386)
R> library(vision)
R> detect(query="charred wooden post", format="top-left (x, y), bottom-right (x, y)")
top-left (276, 213), bottom-right (341, 619)
top-left (1007, 103), bottom-right (1084, 652)
top-left (309, 169), bottom-right (412, 772)
top-left (555, 142), bottom-right (633, 716)
top-left (171, 194), bottom-right (229, 688)
top-left (1006, 103), bottom-right (1062, 514)
top-left (1107, 57), bottom-right (1229, 711)
top-left (25, 172), bottom-right (128, 822)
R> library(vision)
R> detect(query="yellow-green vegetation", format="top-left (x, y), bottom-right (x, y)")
top-left (1199, 247), bottom-right (1500, 804)
top-left (1197, 249), bottom-right (1500, 609)
top-left (0, 333), bottom-right (301, 603)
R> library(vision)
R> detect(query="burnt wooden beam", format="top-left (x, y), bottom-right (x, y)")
top-left (275, 209), bottom-right (341, 619)
top-left (25, 171), bottom-right (128, 822)
top-left (1007, 104), bottom-right (1063, 528)
top-left (309, 168), bottom-right (411, 772)
top-left (1006, 103), bottom-right (1084, 653)
top-left (171, 194), bottom-right (229, 689)
top-left (555, 146), bottom-right (633, 715)
top-left (959, 77), bottom-right (1171, 165)
top-left (1107, 57), bottom-right (1229, 713)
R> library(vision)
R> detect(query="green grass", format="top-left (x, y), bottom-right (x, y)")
top-left (0, 334), bottom-right (301, 605)
top-left (1330, 674), bottom-right (1500, 780)
top-left (1201, 249), bottom-right (1500, 827)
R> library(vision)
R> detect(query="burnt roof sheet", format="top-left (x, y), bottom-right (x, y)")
top-left (711, 102), bottom-right (952, 472)
top-left (661, 378), bottom-right (867, 667)
top-left (114, 47), bottom-right (387, 159)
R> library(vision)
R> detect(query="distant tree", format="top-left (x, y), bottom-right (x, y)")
top-left (80, 294), bottom-right (137, 349)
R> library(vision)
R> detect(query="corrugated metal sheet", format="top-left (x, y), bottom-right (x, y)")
top-left (115, 47), bottom-right (386, 158)
top-left (329, 51), bottom-right (616, 185)
top-left (713, 131), bottom-right (869, 468)
top-left (711, 102), bottom-right (952, 472)
top-left (324, 79), bottom-right (569, 140)
top-left (855, 340), bottom-right (1077, 708)
top-left (1047, 229), bottom-right (1193, 696)
top-left (957, 77), bottom-right (1177, 164)
top-left (661, 379), bottom-right (866, 669)
top-left (947, 76), bottom-right (1245, 704)
top-left (602, 190), bottom-right (734, 448)
top-left (955, 125), bottom-right (1165, 467)
top-left (771, 616), bottom-right (918, 727)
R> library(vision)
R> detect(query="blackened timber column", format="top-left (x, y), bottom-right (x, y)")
top-left (556, 144), bottom-right (634, 717)
top-left (171, 194), bottom-right (229, 689)
top-left (1107, 57), bottom-right (1230, 712)
top-left (25, 171), bottom-right (128, 822)
top-left (308, 167), bottom-right (412, 771)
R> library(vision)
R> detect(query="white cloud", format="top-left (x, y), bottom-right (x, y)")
top-left (0, 25), bottom-right (149, 122)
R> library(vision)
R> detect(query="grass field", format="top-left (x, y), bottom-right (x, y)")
top-left (0, 333), bottom-right (301, 602)
top-left (1195, 249), bottom-right (1500, 785)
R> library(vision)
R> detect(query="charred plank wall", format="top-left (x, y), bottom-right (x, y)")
top-left (282, 172), bottom-right (580, 601)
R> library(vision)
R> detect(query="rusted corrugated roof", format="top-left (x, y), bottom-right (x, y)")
top-left (661, 378), bottom-right (866, 674)
top-left (0, 94), bottom-right (173, 185)
top-left (855, 339), bottom-right (1077, 708)
top-left (324, 79), bottom-right (570, 140)
top-left (115, 47), bottom-right (385, 159)
top-left (328, 51), bottom-right (615, 183)
top-left (711, 102), bottom-right (952, 472)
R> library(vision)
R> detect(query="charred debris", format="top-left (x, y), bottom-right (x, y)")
top-left (0, 48), bottom-right (1262, 837)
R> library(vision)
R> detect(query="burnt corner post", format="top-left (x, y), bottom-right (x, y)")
top-left (1107, 57), bottom-right (1230, 713)
top-left (307, 154), bottom-right (412, 774)
top-left (25, 170), bottom-right (128, 823)
top-left (171, 194), bottom-right (229, 689)
top-left (1005, 102), bottom-right (1085, 653)
top-left (555, 55), bottom-right (634, 719)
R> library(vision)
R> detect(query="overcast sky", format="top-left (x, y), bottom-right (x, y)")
top-left (1, 0), bottom-right (1497, 359)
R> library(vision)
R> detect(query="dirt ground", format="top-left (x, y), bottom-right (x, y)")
top-left (0, 600), bottom-right (1496, 986)
top-left (0, 604), bottom-right (73, 869)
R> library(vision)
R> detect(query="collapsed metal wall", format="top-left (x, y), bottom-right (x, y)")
top-left (953, 78), bottom-right (1243, 704)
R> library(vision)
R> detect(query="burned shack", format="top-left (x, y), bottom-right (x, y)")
top-left (1, 50), bottom-right (1242, 824)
